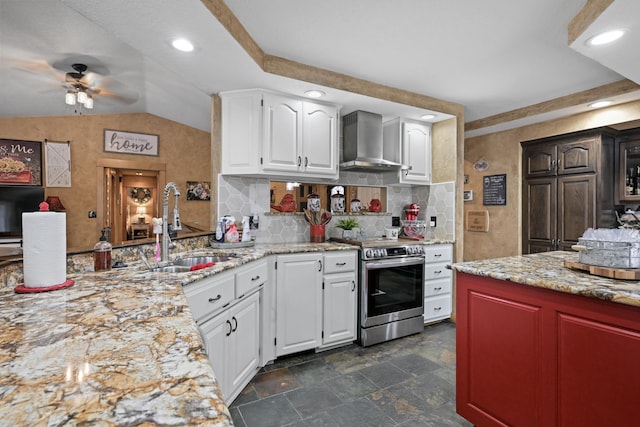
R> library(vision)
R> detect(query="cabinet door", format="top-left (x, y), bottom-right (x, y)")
top-left (198, 312), bottom-right (231, 398)
top-left (557, 174), bottom-right (595, 251)
top-left (456, 274), bottom-right (545, 427)
top-left (556, 313), bottom-right (640, 427)
top-left (276, 253), bottom-right (322, 356)
top-left (322, 272), bottom-right (357, 346)
top-left (401, 121), bottom-right (431, 184)
top-left (556, 137), bottom-right (596, 175)
top-left (221, 91), bottom-right (263, 174)
top-left (227, 292), bottom-right (260, 399)
top-left (523, 143), bottom-right (555, 178)
top-left (523, 177), bottom-right (556, 254)
top-left (618, 139), bottom-right (640, 202)
top-left (262, 93), bottom-right (302, 173)
top-left (302, 101), bottom-right (337, 177)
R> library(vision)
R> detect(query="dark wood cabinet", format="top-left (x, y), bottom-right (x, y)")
top-left (456, 272), bottom-right (640, 427)
top-left (522, 130), bottom-right (615, 254)
top-left (617, 129), bottom-right (640, 202)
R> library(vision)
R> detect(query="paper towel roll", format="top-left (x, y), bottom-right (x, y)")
top-left (22, 211), bottom-right (67, 287)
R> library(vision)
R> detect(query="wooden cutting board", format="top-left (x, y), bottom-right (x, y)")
top-left (564, 259), bottom-right (640, 280)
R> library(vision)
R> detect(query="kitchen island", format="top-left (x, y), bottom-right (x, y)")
top-left (451, 251), bottom-right (640, 427)
top-left (0, 241), bottom-right (355, 426)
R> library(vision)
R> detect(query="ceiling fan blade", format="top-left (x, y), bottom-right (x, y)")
top-left (50, 54), bottom-right (110, 76)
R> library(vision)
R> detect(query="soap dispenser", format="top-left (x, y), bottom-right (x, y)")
top-left (94, 229), bottom-right (112, 271)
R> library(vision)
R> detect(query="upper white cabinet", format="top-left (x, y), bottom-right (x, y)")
top-left (383, 118), bottom-right (432, 185)
top-left (221, 89), bottom-right (340, 180)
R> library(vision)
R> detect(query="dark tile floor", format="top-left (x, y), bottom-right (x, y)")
top-left (229, 322), bottom-right (472, 427)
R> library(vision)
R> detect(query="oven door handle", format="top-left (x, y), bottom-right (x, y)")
top-left (364, 257), bottom-right (424, 270)
top-left (371, 290), bottom-right (387, 296)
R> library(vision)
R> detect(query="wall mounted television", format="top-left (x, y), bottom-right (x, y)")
top-left (0, 186), bottom-right (45, 237)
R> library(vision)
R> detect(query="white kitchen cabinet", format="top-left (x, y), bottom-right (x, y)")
top-left (185, 259), bottom-right (267, 404)
top-left (383, 118), bottom-right (432, 185)
top-left (320, 251), bottom-right (358, 349)
top-left (275, 253), bottom-right (323, 357)
top-left (198, 291), bottom-right (260, 403)
top-left (220, 90), bottom-right (263, 175)
top-left (220, 89), bottom-right (339, 179)
top-left (423, 244), bottom-right (452, 323)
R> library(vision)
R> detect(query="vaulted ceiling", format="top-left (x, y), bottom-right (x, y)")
top-left (1, 0), bottom-right (638, 137)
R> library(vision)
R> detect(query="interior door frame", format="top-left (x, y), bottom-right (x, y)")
top-left (96, 158), bottom-right (166, 244)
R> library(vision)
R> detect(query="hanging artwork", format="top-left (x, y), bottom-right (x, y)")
top-left (45, 139), bottom-right (71, 187)
top-left (0, 139), bottom-right (42, 186)
top-left (130, 187), bottom-right (153, 204)
top-left (104, 129), bottom-right (159, 156)
top-left (186, 181), bottom-right (211, 201)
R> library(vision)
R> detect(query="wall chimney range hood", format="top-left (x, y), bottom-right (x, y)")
top-left (340, 110), bottom-right (409, 172)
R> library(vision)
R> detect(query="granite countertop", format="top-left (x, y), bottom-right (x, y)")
top-left (0, 242), bottom-right (355, 426)
top-left (450, 251), bottom-right (640, 308)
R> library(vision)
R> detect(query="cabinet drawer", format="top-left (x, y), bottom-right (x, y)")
top-left (424, 278), bottom-right (451, 297)
top-left (185, 271), bottom-right (235, 323)
top-left (423, 294), bottom-right (452, 321)
top-left (424, 245), bottom-right (452, 263)
top-left (324, 251), bottom-right (357, 274)
top-left (236, 260), bottom-right (268, 297)
top-left (425, 262), bottom-right (451, 280)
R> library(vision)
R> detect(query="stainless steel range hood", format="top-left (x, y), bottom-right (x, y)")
top-left (340, 110), bottom-right (409, 172)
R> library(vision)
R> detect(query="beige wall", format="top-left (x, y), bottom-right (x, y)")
top-left (463, 100), bottom-right (640, 261)
top-left (0, 113), bottom-right (211, 250)
top-left (432, 118), bottom-right (457, 183)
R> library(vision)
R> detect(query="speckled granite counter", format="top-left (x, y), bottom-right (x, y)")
top-left (450, 251), bottom-right (640, 308)
top-left (0, 242), bottom-right (356, 426)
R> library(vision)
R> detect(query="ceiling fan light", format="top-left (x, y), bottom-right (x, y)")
top-left (65, 91), bottom-right (76, 105)
top-left (84, 96), bottom-right (94, 109)
top-left (76, 89), bottom-right (88, 104)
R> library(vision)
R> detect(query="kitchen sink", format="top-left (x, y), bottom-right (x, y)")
top-left (150, 265), bottom-right (192, 273)
top-left (172, 255), bottom-right (237, 267)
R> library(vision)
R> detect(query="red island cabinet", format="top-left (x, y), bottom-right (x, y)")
top-left (456, 272), bottom-right (640, 427)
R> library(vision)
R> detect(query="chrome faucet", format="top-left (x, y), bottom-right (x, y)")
top-left (162, 182), bottom-right (182, 262)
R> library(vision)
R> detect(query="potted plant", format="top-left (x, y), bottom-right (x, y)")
top-left (335, 217), bottom-right (361, 239)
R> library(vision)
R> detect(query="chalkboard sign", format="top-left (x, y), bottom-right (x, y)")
top-left (483, 174), bottom-right (507, 206)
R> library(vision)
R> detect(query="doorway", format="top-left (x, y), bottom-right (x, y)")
top-left (97, 159), bottom-right (166, 245)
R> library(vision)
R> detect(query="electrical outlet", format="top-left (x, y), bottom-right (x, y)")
top-left (391, 216), bottom-right (400, 226)
top-left (430, 216), bottom-right (437, 227)
top-left (88, 210), bottom-right (97, 218)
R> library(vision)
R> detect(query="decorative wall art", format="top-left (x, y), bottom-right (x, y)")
top-left (0, 139), bottom-right (42, 186)
top-left (186, 181), bottom-right (211, 201)
top-left (44, 139), bottom-right (71, 187)
top-left (104, 129), bottom-right (159, 156)
top-left (483, 174), bottom-right (507, 206)
top-left (130, 187), bottom-right (152, 204)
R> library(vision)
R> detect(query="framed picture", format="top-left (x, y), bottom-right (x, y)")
top-left (186, 181), bottom-right (211, 201)
top-left (0, 139), bottom-right (42, 186)
top-left (104, 129), bottom-right (159, 156)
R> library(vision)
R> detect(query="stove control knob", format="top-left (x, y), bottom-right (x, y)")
top-left (365, 249), bottom-right (374, 258)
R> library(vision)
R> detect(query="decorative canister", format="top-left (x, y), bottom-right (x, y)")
top-left (307, 193), bottom-right (321, 212)
top-left (331, 192), bottom-right (345, 213)
top-left (309, 224), bottom-right (326, 243)
top-left (369, 198), bottom-right (382, 212)
top-left (350, 199), bottom-right (361, 213)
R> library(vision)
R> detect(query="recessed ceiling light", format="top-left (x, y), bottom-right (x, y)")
top-left (587, 29), bottom-right (625, 46)
top-left (305, 90), bottom-right (325, 98)
top-left (172, 38), bottom-right (194, 52)
top-left (589, 100), bottom-right (613, 109)
top-left (420, 114), bottom-right (436, 120)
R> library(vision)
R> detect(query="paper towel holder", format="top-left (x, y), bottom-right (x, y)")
top-left (45, 196), bottom-right (66, 212)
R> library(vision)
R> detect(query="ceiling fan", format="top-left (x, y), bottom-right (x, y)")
top-left (64, 63), bottom-right (99, 108)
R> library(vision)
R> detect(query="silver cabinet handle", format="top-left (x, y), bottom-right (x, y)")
top-left (231, 316), bottom-right (238, 332)
top-left (434, 287), bottom-right (442, 291)
top-left (297, 156), bottom-right (302, 167)
top-left (208, 294), bottom-right (222, 303)
top-left (318, 260), bottom-right (323, 271)
top-left (304, 156), bottom-right (308, 167)
top-left (434, 270), bottom-right (442, 274)
top-left (251, 275), bottom-right (260, 281)
top-left (351, 280), bottom-right (356, 292)
top-left (336, 262), bottom-right (346, 266)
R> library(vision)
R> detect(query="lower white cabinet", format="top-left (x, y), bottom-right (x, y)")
top-left (275, 253), bottom-right (323, 357)
top-left (321, 251), bottom-right (358, 348)
top-left (423, 244), bottom-right (453, 323)
top-left (198, 291), bottom-right (260, 403)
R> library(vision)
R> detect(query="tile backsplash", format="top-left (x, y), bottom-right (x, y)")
top-left (217, 173), bottom-right (455, 243)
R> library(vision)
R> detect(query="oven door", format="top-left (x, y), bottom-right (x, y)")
top-left (360, 256), bottom-right (424, 328)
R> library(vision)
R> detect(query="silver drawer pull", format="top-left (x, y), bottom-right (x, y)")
top-left (434, 270), bottom-right (442, 274)
top-left (208, 294), bottom-right (222, 303)
top-left (434, 254), bottom-right (442, 257)
top-left (434, 287), bottom-right (442, 291)
top-left (336, 262), bottom-right (346, 266)
top-left (434, 306), bottom-right (442, 311)
top-left (251, 275), bottom-right (261, 281)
